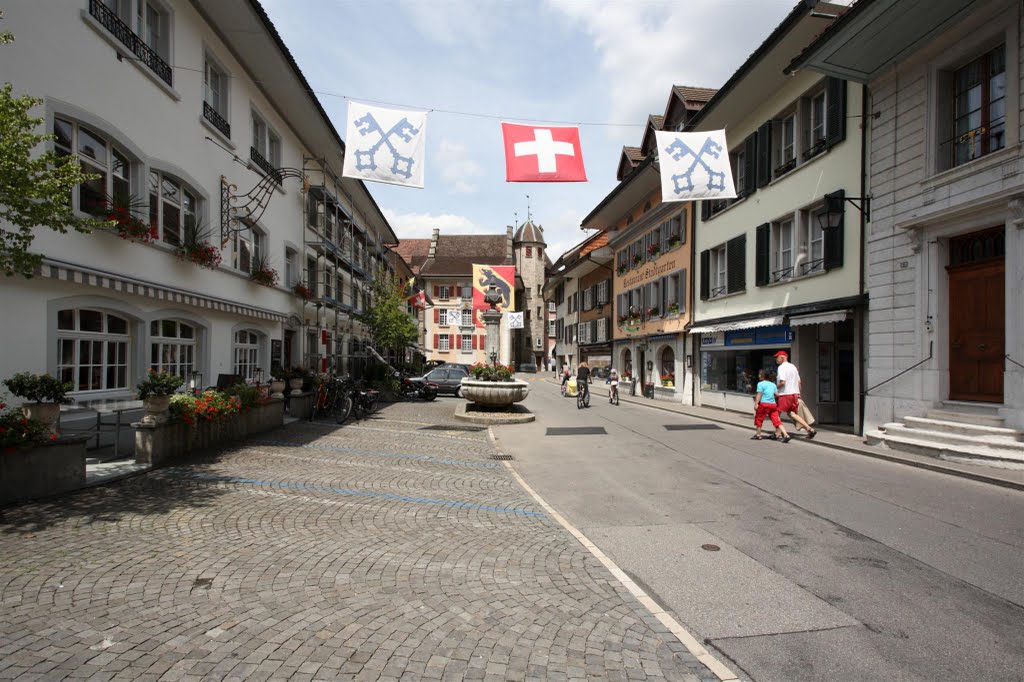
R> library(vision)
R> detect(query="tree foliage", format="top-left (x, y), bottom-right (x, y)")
top-left (1, 11), bottom-right (109, 278)
top-left (357, 268), bottom-right (419, 354)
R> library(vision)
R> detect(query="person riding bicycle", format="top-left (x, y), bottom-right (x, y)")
top-left (576, 361), bottom-right (592, 403)
top-left (608, 368), bottom-right (619, 403)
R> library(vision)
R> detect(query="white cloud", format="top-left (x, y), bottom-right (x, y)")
top-left (436, 139), bottom-right (484, 194)
top-left (382, 209), bottom-right (489, 239)
top-left (399, 0), bottom-right (495, 49)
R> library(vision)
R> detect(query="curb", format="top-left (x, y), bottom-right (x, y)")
top-left (545, 379), bottom-right (1024, 492)
top-left (488, 426), bottom-right (739, 681)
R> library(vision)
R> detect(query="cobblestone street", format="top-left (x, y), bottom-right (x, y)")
top-left (0, 401), bottom-right (715, 682)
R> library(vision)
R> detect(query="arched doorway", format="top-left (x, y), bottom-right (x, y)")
top-left (659, 346), bottom-right (675, 387)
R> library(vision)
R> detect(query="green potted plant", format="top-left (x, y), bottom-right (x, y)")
top-left (287, 366), bottom-right (309, 396)
top-left (249, 254), bottom-right (279, 288)
top-left (136, 369), bottom-right (184, 424)
top-left (269, 363), bottom-right (287, 399)
top-left (3, 372), bottom-right (73, 434)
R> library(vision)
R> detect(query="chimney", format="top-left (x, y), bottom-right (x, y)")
top-left (428, 227), bottom-right (440, 258)
top-left (506, 225), bottom-right (514, 262)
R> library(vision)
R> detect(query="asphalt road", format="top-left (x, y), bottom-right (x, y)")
top-left (494, 380), bottom-right (1024, 682)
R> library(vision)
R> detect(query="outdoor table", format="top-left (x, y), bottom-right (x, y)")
top-left (66, 399), bottom-right (144, 460)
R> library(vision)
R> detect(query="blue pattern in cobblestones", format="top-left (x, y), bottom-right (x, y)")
top-left (250, 439), bottom-right (500, 469)
top-left (179, 471), bottom-right (546, 517)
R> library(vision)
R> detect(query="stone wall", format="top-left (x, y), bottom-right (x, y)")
top-left (0, 437), bottom-right (88, 506)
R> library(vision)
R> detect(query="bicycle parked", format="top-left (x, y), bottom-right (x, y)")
top-left (310, 374), bottom-right (353, 424)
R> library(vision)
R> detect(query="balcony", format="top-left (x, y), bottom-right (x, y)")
top-left (250, 146), bottom-right (282, 185)
top-left (88, 0), bottom-right (172, 86)
top-left (202, 101), bottom-right (230, 138)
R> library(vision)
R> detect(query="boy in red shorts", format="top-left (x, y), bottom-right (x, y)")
top-left (753, 369), bottom-right (791, 442)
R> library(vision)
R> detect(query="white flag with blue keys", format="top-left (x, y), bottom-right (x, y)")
top-left (342, 101), bottom-right (427, 189)
top-left (655, 129), bottom-right (737, 202)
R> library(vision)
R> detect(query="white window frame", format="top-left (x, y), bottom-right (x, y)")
top-left (808, 89), bottom-right (827, 151)
top-left (54, 118), bottom-right (133, 218)
top-left (150, 319), bottom-right (196, 380)
top-left (772, 218), bottom-right (795, 282)
top-left (251, 109), bottom-right (281, 167)
top-left (140, 0), bottom-right (171, 61)
top-left (776, 111), bottom-right (797, 173)
top-left (549, 320), bottom-right (556, 337)
top-left (57, 309), bottom-right (131, 394)
top-left (461, 308), bottom-right (473, 327)
top-left (800, 209), bottom-right (826, 276)
top-left (710, 245), bottom-right (728, 297)
top-left (233, 330), bottom-right (260, 380)
top-left (583, 287), bottom-right (594, 311)
top-left (284, 248), bottom-right (297, 287)
top-left (438, 334), bottom-right (450, 352)
top-left (148, 170), bottom-right (197, 247)
top-left (460, 334), bottom-right (473, 353)
top-left (203, 53), bottom-right (229, 119)
top-left (439, 285), bottom-right (450, 300)
top-left (232, 222), bottom-right (264, 273)
top-left (597, 318), bottom-right (608, 343)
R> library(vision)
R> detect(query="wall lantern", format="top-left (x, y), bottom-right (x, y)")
top-left (817, 189), bottom-right (871, 232)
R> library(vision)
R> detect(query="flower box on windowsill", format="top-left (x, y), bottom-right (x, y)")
top-left (668, 238), bottom-right (682, 251)
top-left (802, 140), bottom-right (827, 161)
top-left (774, 158), bottom-right (797, 176)
top-left (176, 242), bottom-right (222, 269)
top-left (250, 267), bottom-right (279, 288)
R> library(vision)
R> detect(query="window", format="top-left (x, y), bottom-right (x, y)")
top-left (804, 89), bottom-right (827, 158)
top-left (323, 267), bottom-right (333, 299)
top-left (251, 111), bottom-right (281, 170)
top-left (772, 219), bottom-right (794, 282)
top-left (141, 1), bottom-right (170, 61)
top-left (460, 334), bottom-right (473, 352)
top-left (776, 113), bottom-right (796, 175)
top-left (438, 334), bottom-right (450, 352)
top-left (596, 318), bottom-right (608, 343)
top-left (232, 223), bottom-right (265, 273)
top-left (710, 245), bottom-right (727, 297)
top-left (701, 349), bottom-right (778, 394)
top-left (948, 44), bottom-right (1006, 168)
top-left (538, 248), bottom-right (543, 259)
top-left (57, 309), bottom-right (130, 393)
top-left (579, 322), bottom-right (591, 345)
top-left (284, 248), bottom-right (297, 287)
top-left (233, 330), bottom-right (260, 380)
top-left (526, 246), bottom-right (532, 258)
top-left (734, 148), bottom-right (747, 197)
top-left (54, 118), bottom-right (132, 217)
top-left (150, 320), bottom-right (195, 380)
top-left (803, 213), bottom-right (825, 276)
top-left (549, 320), bottom-right (556, 337)
top-left (583, 287), bottom-right (594, 311)
top-left (439, 285), bottom-right (450, 300)
top-left (148, 170), bottom-right (196, 247)
top-left (461, 309), bottom-right (473, 327)
top-left (306, 257), bottom-right (318, 298)
top-left (203, 55), bottom-right (230, 137)
top-left (597, 280), bottom-right (609, 306)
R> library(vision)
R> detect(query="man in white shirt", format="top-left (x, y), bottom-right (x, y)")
top-left (774, 350), bottom-right (817, 438)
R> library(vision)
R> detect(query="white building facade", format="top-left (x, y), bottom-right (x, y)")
top-left (690, 2), bottom-right (866, 431)
top-left (0, 0), bottom-right (396, 403)
top-left (791, 0), bottom-right (1024, 434)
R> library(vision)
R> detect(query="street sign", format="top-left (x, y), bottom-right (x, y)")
top-left (507, 311), bottom-right (524, 329)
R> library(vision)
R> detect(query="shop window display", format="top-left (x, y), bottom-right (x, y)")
top-left (701, 349), bottom-right (778, 394)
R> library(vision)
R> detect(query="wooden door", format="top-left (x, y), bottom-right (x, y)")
top-left (948, 259), bottom-right (1004, 402)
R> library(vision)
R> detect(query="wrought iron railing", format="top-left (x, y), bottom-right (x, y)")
top-left (249, 147), bottom-right (282, 185)
top-left (88, 0), bottom-right (172, 86)
top-left (203, 101), bottom-right (231, 138)
top-left (799, 258), bottom-right (825, 276)
top-left (771, 266), bottom-right (794, 283)
top-left (709, 285), bottom-right (727, 298)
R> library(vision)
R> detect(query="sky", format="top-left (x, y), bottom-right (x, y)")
top-left (261, 0), bottom-right (846, 262)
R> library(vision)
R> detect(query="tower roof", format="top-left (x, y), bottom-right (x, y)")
top-left (512, 220), bottom-right (546, 245)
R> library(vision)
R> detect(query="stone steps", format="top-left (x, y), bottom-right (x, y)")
top-left (925, 409), bottom-right (1006, 428)
top-left (869, 408), bottom-right (1024, 465)
top-left (902, 416), bottom-right (1022, 441)
top-left (865, 430), bottom-right (1024, 464)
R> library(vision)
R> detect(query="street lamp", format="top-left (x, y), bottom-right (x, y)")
top-left (817, 189), bottom-right (871, 231)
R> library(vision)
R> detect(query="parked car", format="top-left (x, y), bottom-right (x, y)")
top-left (593, 366), bottom-right (610, 380)
top-left (517, 363), bottom-right (538, 373)
top-left (418, 365), bottom-right (470, 396)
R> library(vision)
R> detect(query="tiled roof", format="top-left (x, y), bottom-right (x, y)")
top-left (648, 114), bottom-right (665, 129)
top-left (420, 234), bottom-right (510, 276)
top-left (672, 85), bottom-right (718, 107)
top-left (392, 238), bottom-right (431, 275)
top-left (513, 220), bottom-right (545, 245)
top-left (579, 232), bottom-right (608, 257)
top-left (623, 147), bottom-right (644, 163)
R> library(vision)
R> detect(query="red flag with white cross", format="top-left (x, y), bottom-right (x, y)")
top-left (501, 123), bottom-right (587, 182)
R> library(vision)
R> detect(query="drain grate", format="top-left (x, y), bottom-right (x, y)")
top-left (489, 454), bottom-right (514, 461)
top-left (546, 427), bottom-right (607, 436)
top-left (421, 425), bottom-right (487, 433)
top-left (664, 424), bottom-right (723, 431)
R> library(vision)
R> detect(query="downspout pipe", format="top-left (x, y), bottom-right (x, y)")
top-left (858, 82), bottom-right (869, 436)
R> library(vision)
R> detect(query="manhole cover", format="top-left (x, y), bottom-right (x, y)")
top-left (546, 427), bottom-right (607, 436)
top-left (421, 425), bottom-right (486, 433)
top-left (489, 454), bottom-right (514, 461)
top-left (701, 544), bottom-right (721, 552)
top-left (664, 424), bottom-right (723, 431)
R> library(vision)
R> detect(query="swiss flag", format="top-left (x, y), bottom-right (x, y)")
top-left (502, 123), bottom-right (587, 182)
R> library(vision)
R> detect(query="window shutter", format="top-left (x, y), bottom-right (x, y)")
top-left (824, 190), bottom-right (845, 270)
top-left (660, 276), bottom-right (668, 314)
top-left (727, 235), bottom-right (746, 294)
top-left (679, 269), bottom-right (687, 314)
top-left (701, 200), bottom-right (710, 222)
top-left (756, 122), bottom-right (772, 188)
top-left (755, 223), bottom-right (771, 286)
top-left (433, 334), bottom-right (439, 348)
top-left (457, 335), bottom-right (462, 349)
top-left (700, 250), bottom-right (710, 300)
top-left (741, 133), bottom-right (756, 195)
top-left (826, 78), bottom-right (847, 148)
top-left (434, 308), bottom-right (439, 324)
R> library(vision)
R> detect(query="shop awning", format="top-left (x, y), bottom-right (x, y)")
top-left (787, 310), bottom-right (851, 327)
top-left (688, 316), bottom-right (784, 334)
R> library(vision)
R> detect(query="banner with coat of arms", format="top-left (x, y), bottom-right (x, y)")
top-left (471, 265), bottom-right (515, 328)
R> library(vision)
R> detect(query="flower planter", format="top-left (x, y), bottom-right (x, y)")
top-left (270, 380), bottom-right (286, 399)
top-left (289, 378), bottom-right (304, 396)
top-left (0, 436), bottom-right (88, 505)
top-left (459, 379), bottom-right (530, 407)
top-left (22, 402), bottom-right (61, 435)
top-left (141, 395), bottom-right (171, 425)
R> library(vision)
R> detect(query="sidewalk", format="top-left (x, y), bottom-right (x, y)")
top-left (549, 379), bottom-right (1024, 491)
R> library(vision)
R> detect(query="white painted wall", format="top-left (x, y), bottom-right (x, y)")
top-left (862, 0), bottom-right (1024, 430)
